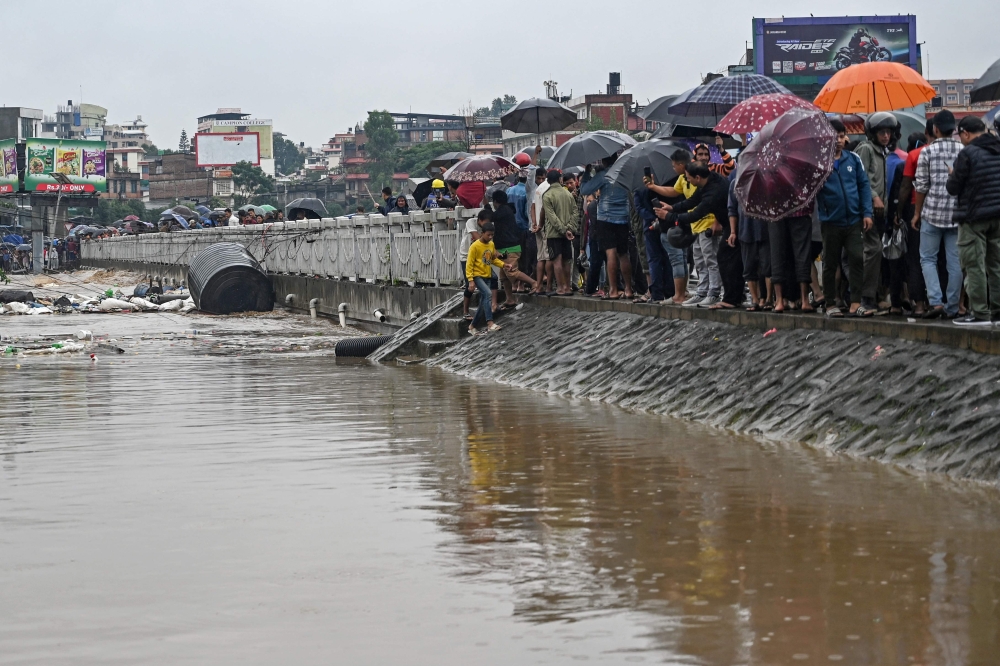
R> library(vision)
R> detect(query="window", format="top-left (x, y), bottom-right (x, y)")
top-left (131, 180), bottom-right (137, 194)
top-left (947, 85), bottom-right (956, 92)
top-left (947, 94), bottom-right (957, 103)
top-left (964, 84), bottom-right (972, 92)
top-left (965, 95), bottom-right (971, 105)
top-left (432, 130), bottom-right (443, 141)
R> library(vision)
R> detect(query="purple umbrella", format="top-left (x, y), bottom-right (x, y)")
top-left (735, 107), bottom-right (836, 222)
top-left (443, 155), bottom-right (520, 183)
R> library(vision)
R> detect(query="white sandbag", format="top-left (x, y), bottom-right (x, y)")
top-left (129, 298), bottom-right (161, 311)
top-left (26, 306), bottom-right (52, 315)
top-left (6, 302), bottom-right (31, 314)
top-left (179, 297), bottom-right (196, 313)
top-left (98, 298), bottom-right (139, 312)
top-left (157, 299), bottom-right (184, 312)
top-left (22, 341), bottom-right (85, 355)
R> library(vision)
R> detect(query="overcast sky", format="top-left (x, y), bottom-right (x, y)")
top-left (5, 0), bottom-right (994, 150)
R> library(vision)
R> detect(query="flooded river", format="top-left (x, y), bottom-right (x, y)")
top-left (2, 338), bottom-right (999, 665)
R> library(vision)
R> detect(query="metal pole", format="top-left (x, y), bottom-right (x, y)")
top-left (25, 205), bottom-right (42, 274)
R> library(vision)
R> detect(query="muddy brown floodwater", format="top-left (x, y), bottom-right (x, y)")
top-left (1, 338), bottom-right (999, 665)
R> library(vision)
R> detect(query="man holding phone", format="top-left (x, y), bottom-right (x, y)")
top-left (634, 164), bottom-right (674, 303)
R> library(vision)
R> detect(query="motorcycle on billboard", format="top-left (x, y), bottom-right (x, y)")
top-left (834, 28), bottom-right (892, 69)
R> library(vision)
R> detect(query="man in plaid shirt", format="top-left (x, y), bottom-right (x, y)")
top-left (913, 110), bottom-right (964, 319)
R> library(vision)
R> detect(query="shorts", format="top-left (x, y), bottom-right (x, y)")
top-left (597, 220), bottom-right (629, 254)
top-left (535, 230), bottom-right (551, 261)
top-left (500, 250), bottom-right (521, 277)
top-left (547, 236), bottom-right (573, 261)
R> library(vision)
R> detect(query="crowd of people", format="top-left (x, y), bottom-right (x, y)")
top-left (456, 110), bottom-right (1000, 332)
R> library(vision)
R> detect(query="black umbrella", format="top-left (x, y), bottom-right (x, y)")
top-left (642, 94), bottom-right (722, 130)
top-left (604, 139), bottom-right (692, 191)
top-left (427, 151), bottom-right (473, 173)
top-left (501, 97), bottom-right (577, 134)
top-left (971, 57), bottom-right (1000, 105)
top-left (546, 131), bottom-right (631, 171)
top-left (285, 198), bottom-right (329, 220)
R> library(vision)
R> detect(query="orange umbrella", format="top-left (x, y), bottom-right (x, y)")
top-left (813, 62), bottom-right (936, 114)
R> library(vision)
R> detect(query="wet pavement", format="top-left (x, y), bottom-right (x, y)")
top-left (2, 323), bottom-right (1000, 665)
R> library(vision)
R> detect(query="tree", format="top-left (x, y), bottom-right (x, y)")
top-left (274, 134), bottom-right (305, 175)
top-left (231, 161), bottom-right (273, 207)
top-left (144, 142), bottom-right (159, 158)
top-left (395, 141), bottom-right (469, 176)
top-left (178, 129), bottom-right (190, 152)
top-left (363, 110), bottom-right (398, 192)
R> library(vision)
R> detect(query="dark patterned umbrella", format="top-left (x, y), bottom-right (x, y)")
top-left (735, 107), bottom-right (836, 222)
top-left (715, 93), bottom-right (818, 134)
top-left (427, 151), bottom-right (472, 172)
top-left (443, 155), bottom-right (520, 183)
top-left (669, 75), bottom-right (791, 118)
top-left (500, 98), bottom-right (577, 134)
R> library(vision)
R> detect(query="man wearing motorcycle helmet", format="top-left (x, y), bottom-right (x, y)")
top-left (855, 112), bottom-right (900, 314)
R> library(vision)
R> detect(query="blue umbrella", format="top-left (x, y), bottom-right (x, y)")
top-left (170, 214), bottom-right (190, 229)
top-left (668, 75), bottom-right (791, 119)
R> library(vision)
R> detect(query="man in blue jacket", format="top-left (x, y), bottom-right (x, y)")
top-left (817, 119), bottom-right (874, 317)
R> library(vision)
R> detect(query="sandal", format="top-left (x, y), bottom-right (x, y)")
top-left (826, 306), bottom-right (845, 318)
top-left (632, 294), bottom-right (651, 304)
top-left (708, 302), bottom-right (736, 310)
top-left (854, 305), bottom-right (874, 317)
top-left (463, 314), bottom-right (473, 321)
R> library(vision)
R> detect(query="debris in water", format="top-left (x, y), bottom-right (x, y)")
top-left (870, 345), bottom-right (884, 361)
top-left (763, 328), bottom-right (778, 338)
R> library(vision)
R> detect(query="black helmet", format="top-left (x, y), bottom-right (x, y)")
top-left (666, 224), bottom-right (695, 249)
top-left (865, 112), bottom-right (901, 142)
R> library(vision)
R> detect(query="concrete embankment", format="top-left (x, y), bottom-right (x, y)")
top-left (428, 302), bottom-right (1000, 484)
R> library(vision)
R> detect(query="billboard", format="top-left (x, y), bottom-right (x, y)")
top-left (24, 138), bottom-right (107, 193)
top-left (210, 119), bottom-right (273, 159)
top-left (0, 139), bottom-right (17, 194)
top-left (754, 16), bottom-right (917, 78)
top-left (194, 132), bottom-right (260, 167)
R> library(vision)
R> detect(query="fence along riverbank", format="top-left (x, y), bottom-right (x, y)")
top-left (79, 209), bottom-right (481, 287)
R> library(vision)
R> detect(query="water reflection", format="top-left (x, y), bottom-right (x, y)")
top-left (1, 351), bottom-right (998, 665)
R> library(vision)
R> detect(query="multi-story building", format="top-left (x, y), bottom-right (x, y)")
top-left (0, 107), bottom-right (43, 142)
top-left (322, 131), bottom-right (355, 170)
top-left (928, 79), bottom-right (982, 109)
top-left (196, 108), bottom-right (275, 176)
top-left (147, 153), bottom-right (233, 206)
top-left (389, 112), bottom-right (467, 148)
top-left (41, 101), bottom-right (107, 140)
top-left (468, 116), bottom-right (503, 155)
top-left (104, 116), bottom-right (152, 150)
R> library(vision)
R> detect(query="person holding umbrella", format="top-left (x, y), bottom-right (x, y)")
top-left (581, 154), bottom-right (635, 300)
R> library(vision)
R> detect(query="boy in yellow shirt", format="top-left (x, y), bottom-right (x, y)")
top-left (466, 221), bottom-right (505, 335)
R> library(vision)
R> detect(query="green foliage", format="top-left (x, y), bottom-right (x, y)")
top-left (178, 129), bottom-right (190, 152)
top-left (274, 134), bottom-right (305, 175)
top-left (585, 115), bottom-right (617, 132)
top-left (363, 110), bottom-right (398, 191)
top-left (326, 201), bottom-right (346, 217)
top-left (395, 141), bottom-right (468, 176)
top-left (144, 142), bottom-right (159, 158)
top-left (475, 95), bottom-right (517, 117)
top-left (231, 161), bottom-right (273, 206)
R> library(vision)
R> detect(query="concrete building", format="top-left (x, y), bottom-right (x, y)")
top-left (104, 116), bottom-right (152, 150)
top-left (468, 116), bottom-right (503, 155)
top-left (147, 153), bottom-right (233, 206)
top-left (389, 112), bottom-right (467, 148)
top-left (322, 131), bottom-right (355, 170)
top-left (197, 108), bottom-right (275, 176)
top-left (41, 101), bottom-right (107, 140)
top-left (928, 79), bottom-right (994, 110)
top-left (0, 107), bottom-right (43, 142)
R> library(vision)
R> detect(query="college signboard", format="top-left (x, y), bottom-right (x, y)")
top-left (24, 138), bottom-right (107, 193)
top-left (0, 139), bottom-right (17, 194)
top-left (753, 16), bottom-right (917, 79)
top-left (194, 132), bottom-right (261, 167)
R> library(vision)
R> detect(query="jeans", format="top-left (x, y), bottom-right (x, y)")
top-left (471, 276), bottom-right (493, 328)
top-left (919, 223), bottom-right (961, 315)
top-left (821, 223), bottom-right (864, 305)
top-left (644, 228), bottom-right (671, 301)
top-left (659, 234), bottom-right (688, 279)
top-left (692, 232), bottom-right (721, 297)
top-left (957, 218), bottom-right (1000, 320)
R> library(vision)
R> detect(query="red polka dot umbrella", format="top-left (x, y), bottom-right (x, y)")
top-left (714, 93), bottom-right (819, 135)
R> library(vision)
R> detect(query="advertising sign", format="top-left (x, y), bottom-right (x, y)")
top-left (0, 139), bottom-right (17, 194)
top-left (194, 132), bottom-right (261, 167)
top-left (210, 120), bottom-right (273, 159)
top-left (24, 138), bottom-right (107, 193)
top-left (754, 16), bottom-right (917, 78)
